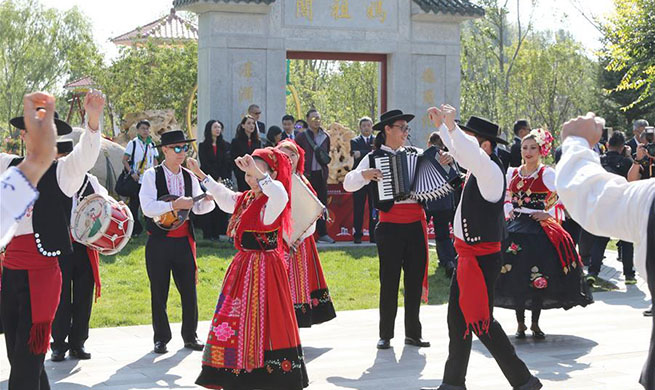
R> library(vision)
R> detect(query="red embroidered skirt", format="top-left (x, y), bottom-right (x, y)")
top-left (285, 236), bottom-right (336, 327)
top-left (196, 248), bottom-right (308, 390)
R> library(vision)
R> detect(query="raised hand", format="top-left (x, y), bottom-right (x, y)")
top-left (560, 113), bottom-right (603, 148)
top-left (235, 154), bottom-right (265, 180)
top-left (84, 89), bottom-right (105, 131)
top-left (186, 157), bottom-right (207, 180)
top-left (427, 106), bottom-right (443, 129)
top-left (20, 92), bottom-right (57, 186)
top-left (440, 104), bottom-right (457, 131)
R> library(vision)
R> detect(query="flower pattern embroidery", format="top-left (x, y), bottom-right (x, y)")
top-left (530, 266), bottom-right (549, 289)
top-left (281, 360), bottom-right (292, 372)
top-left (506, 242), bottom-right (521, 255)
top-left (213, 322), bottom-right (235, 342)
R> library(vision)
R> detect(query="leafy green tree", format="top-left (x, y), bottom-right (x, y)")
top-left (0, 0), bottom-right (102, 137)
top-left (603, 0), bottom-right (655, 110)
top-left (94, 41), bottom-right (198, 130)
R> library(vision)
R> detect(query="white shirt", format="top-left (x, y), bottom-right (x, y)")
top-left (438, 123), bottom-right (504, 240)
top-left (0, 125), bottom-right (101, 238)
top-left (0, 167), bottom-right (39, 247)
top-left (555, 136), bottom-right (655, 278)
top-left (503, 165), bottom-right (561, 219)
top-left (124, 137), bottom-right (159, 183)
top-left (139, 164), bottom-right (215, 218)
top-left (202, 175), bottom-right (288, 226)
top-left (71, 173), bottom-right (109, 217)
top-left (343, 144), bottom-right (422, 206)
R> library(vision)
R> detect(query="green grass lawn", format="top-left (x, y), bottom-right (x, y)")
top-left (91, 234), bottom-right (451, 328)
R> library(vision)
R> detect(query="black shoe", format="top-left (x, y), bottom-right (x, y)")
top-left (154, 341), bottom-right (168, 354)
top-left (513, 376), bottom-right (543, 390)
top-left (317, 235), bottom-right (336, 244)
top-left (51, 349), bottom-right (66, 362)
top-left (354, 237), bottom-right (362, 244)
top-left (531, 326), bottom-right (546, 340)
top-left (405, 337), bottom-right (430, 348)
top-left (69, 347), bottom-right (91, 360)
top-left (586, 274), bottom-right (597, 286)
top-left (184, 339), bottom-right (204, 351)
top-left (515, 330), bottom-right (526, 339)
top-left (376, 338), bottom-right (390, 349)
top-left (625, 276), bottom-right (637, 285)
top-left (645, 309), bottom-right (653, 317)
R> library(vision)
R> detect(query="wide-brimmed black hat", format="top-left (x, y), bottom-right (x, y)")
top-left (10, 110), bottom-right (73, 136)
top-left (373, 109), bottom-right (415, 131)
top-left (458, 116), bottom-right (508, 145)
top-left (56, 139), bottom-right (74, 155)
top-left (156, 130), bottom-right (195, 147)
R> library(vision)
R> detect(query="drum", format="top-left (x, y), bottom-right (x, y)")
top-left (287, 174), bottom-right (325, 246)
top-left (71, 194), bottom-right (134, 255)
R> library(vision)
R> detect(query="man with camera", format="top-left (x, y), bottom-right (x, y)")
top-left (629, 126), bottom-right (655, 182)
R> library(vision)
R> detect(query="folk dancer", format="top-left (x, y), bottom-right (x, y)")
top-left (1, 90), bottom-right (105, 389)
top-left (139, 130), bottom-right (215, 354)
top-left (343, 109), bottom-right (431, 350)
top-left (187, 148), bottom-right (308, 390)
top-left (276, 140), bottom-right (337, 327)
top-left (423, 105), bottom-right (542, 390)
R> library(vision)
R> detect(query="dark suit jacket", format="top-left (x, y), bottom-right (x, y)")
top-left (281, 130), bottom-right (300, 141)
top-left (626, 137), bottom-right (639, 158)
top-left (509, 137), bottom-right (522, 167)
top-left (256, 121), bottom-right (266, 135)
top-left (198, 140), bottom-right (232, 180)
top-left (350, 134), bottom-right (374, 168)
top-left (296, 129), bottom-right (330, 180)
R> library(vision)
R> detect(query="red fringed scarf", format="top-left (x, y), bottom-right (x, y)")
top-left (454, 238), bottom-right (501, 338)
top-left (86, 248), bottom-right (102, 301)
top-left (539, 218), bottom-right (581, 273)
top-left (3, 234), bottom-right (62, 355)
top-left (379, 203), bottom-right (430, 303)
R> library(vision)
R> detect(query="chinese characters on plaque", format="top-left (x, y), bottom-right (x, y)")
top-left (287, 0), bottom-right (397, 30)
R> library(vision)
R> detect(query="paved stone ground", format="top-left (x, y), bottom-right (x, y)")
top-left (1, 250), bottom-right (651, 390)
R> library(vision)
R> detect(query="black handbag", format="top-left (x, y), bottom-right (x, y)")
top-left (306, 131), bottom-right (331, 166)
top-left (115, 141), bottom-right (148, 197)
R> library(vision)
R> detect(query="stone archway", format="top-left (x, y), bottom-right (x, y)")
top-left (173, 0), bottom-right (483, 144)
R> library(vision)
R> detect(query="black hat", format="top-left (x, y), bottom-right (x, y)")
top-left (459, 116), bottom-right (508, 145)
top-left (56, 139), bottom-right (74, 155)
top-left (373, 109), bottom-right (415, 131)
top-left (156, 130), bottom-right (195, 147)
top-left (10, 111), bottom-right (73, 136)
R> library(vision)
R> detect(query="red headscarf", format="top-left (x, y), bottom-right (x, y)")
top-left (251, 147), bottom-right (293, 236)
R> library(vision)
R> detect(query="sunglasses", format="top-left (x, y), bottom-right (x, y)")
top-left (294, 124), bottom-right (304, 129)
top-left (169, 144), bottom-right (189, 154)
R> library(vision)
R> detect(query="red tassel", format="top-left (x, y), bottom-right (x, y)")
top-left (28, 322), bottom-right (51, 355)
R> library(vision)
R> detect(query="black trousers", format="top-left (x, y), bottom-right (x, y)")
top-left (145, 235), bottom-right (198, 344)
top-left (442, 251), bottom-right (533, 388)
top-left (589, 235), bottom-right (610, 276)
top-left (578, 228), bottom-right (595, 266)
top-left (129, 190), bottom-right (143, 235)
top-left (617, 240), bottom-right (635, 278)
top-left (352, 186), bottom-right (376, 240)
top-left (200, 207), bottom-right (229, 239)
top-left (375, 221), bottom-right (426, 340)
top-left (640, 199), bottom-right (655, 389)
top-left (426, 209), bottom-right (457, 269)
top-left (562, 217), bottom-right (581, 246)
top-left (51, 242), bottom-right (95, 351)
top-left (309, 170), bottom-right (329, 237)
top-left (1, 269), bottom-right (51, 390)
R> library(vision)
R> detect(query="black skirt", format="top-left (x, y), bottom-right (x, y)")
top-left (495, 214), bottom-right (593, 311)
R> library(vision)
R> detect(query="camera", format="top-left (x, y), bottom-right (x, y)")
top-left (644, 127), bottom-right (655, 156)
top-left (645, 143), bottom-right (655, 157)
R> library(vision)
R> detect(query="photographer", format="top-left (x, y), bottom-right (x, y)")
top-left (587, 131), bottom-right (636, 285)
top-left (629, 127), bottom-right (655, 182)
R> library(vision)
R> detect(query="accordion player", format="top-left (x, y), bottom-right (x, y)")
top-left (369, 147), bottom-right (463, 204)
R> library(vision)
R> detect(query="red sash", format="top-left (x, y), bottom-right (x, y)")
top-left (379, 203), bottom-right (430, 303)
top-left (454, 238), bottom-right (501, 337)
top-left (3, 234), bottom-right (62, 354)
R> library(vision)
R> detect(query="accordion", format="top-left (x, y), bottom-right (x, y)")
top-left (370, 149), bottom-right (463, 203)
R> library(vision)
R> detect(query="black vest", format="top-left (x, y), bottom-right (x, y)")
top-left (9, 158), bottom-right (72, 257)
top-left (145, 165), bottom-right (195, 239)
top-left (368, 146), bottom-right (419, 213)
top-left (459, 153), bottom-right (507, 244)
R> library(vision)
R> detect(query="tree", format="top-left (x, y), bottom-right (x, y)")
top-left (603, 0), bottom-right (655, 110)
top-left (0, 0), bottom-right (102, 136)
top-left (94, 41), bottom-right (198, 130)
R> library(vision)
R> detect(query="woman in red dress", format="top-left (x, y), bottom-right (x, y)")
top-left (276, 140), bottom-right (336, 327)
top-left (187, 148), bottom-right (308, 390)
